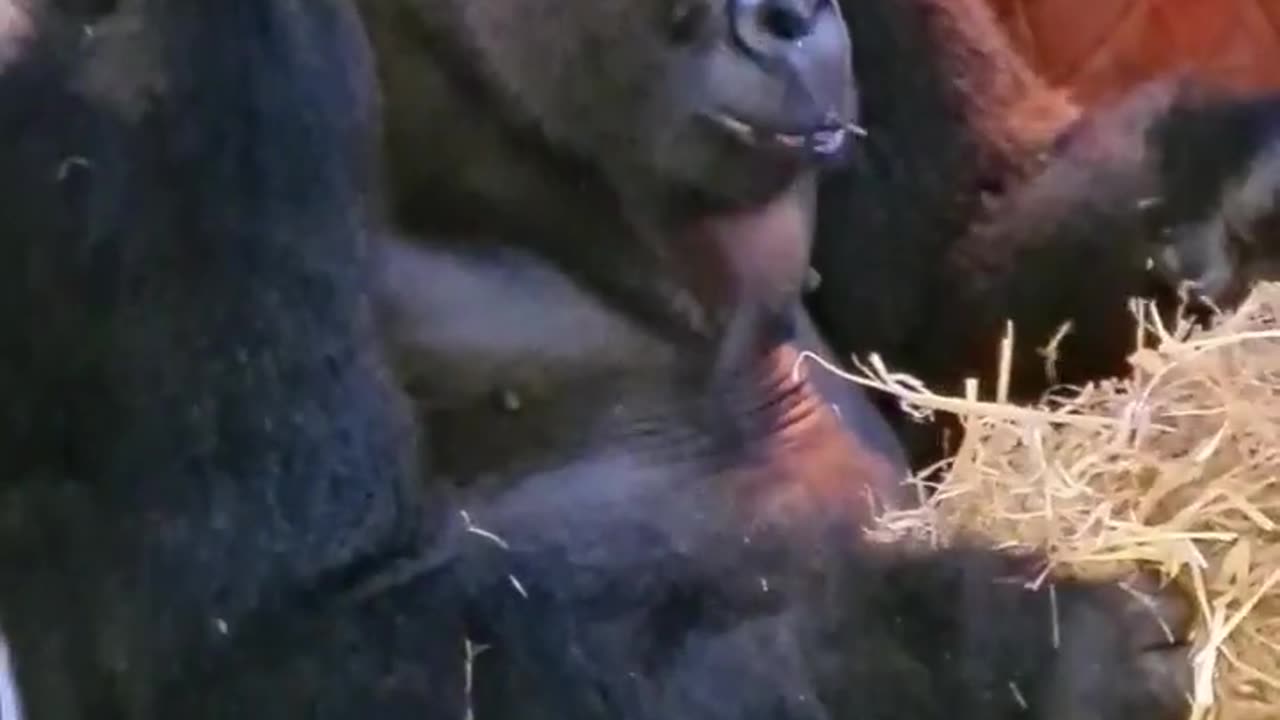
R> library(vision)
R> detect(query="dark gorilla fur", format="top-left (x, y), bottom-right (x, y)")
top-left (0, 0), bottom-right (469, 715)
top-left (809, 0), bottom-right (1280, 466)
top-left (360, 1), bottom-right (1193, 720)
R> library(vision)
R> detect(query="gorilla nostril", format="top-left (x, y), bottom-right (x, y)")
top-left (758, 2), bottom-right (809, 41)
top-left (731, 0), bottom-right (817, 56)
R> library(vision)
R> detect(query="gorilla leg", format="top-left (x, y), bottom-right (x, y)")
top-left (0, 1), bottom-right (458, 715)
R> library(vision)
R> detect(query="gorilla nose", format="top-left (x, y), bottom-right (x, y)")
top-left (708, 0), bottom-right (856, 160)
top-left (730, 0), bottom-right (825, 59)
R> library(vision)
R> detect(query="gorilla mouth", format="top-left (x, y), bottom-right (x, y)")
top-left (708, 111), bottom-right (866, 157)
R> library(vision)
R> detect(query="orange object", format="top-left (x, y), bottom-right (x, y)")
top-left (989, 0), bottom-right (1280, 103)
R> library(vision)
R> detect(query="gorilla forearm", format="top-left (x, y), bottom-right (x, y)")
top-left (806, 0), bottom-right (1079, 369)
top-left (906, 143), bottom-right (1162, 401)
top-left (898, 77), bottom-right (1280, 402)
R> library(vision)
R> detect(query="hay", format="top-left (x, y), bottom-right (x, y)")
top-left (807, 282), bottom-right (1280, 719)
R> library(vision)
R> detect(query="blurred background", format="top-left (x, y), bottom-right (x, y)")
top-left (988, 0), bottom-right (1280, 103)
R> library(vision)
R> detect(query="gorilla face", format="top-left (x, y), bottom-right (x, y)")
top-left (413, 0), bottom-right (859, 211)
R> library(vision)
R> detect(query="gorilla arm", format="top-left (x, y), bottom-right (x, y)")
top-left (642, 546), bottom-right (1191, 720)
top-left (0, 1), bottom-right (467, 716)
top-left (454, 459), bottom-right (1192, 720)
top-left (902, 78), bottom-right (1280, 405)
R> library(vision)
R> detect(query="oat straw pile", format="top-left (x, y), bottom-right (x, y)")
top-left (818, 282), bottom-right (1280, 720)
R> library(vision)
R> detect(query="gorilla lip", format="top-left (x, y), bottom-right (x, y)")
top-left (708, 111), bottom-right (864, 156)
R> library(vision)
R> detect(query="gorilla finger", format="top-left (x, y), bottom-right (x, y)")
top-left (1114, 572), bottom-right (1195, 649)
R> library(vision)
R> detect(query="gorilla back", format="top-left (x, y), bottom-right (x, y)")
top-left (0, 0), bottom-right (460, 716)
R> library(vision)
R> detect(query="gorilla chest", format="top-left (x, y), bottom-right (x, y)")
top-left (377, 236), bottom-right (902, 517)
top-left (416, 347), bottom-right (902, 524)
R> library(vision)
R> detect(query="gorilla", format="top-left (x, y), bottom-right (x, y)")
top-left (359, 0), bottom-right (1195, 718)
top-left (806, 0), bottom-right (1280, 466)
top-left (0, 0), bottom-right (1219, 716)
top-left (0, 0), bottom-right (1223, 717)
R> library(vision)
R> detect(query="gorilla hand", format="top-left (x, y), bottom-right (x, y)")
top-left (1042, 571), bottom-right (1194, 720)
top-left (822, 550), bottom-right (1193, 720)
top-left (1126, 80), bottom-right (1280, 307)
